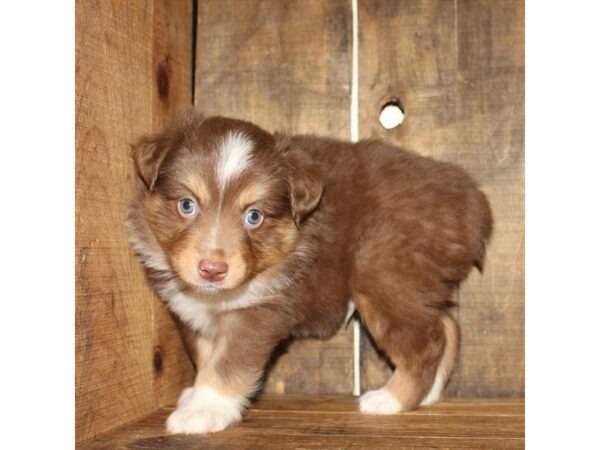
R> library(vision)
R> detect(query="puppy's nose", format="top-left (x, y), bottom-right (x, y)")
top-left (198, 259), bottom-right (228, 282)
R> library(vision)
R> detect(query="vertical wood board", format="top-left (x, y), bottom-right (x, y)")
top-left (75, 0), bottom-right (194, 443)
top-left (451, 0), bottom-right (524, 397)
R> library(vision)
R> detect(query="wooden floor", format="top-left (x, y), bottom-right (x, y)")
top-left (81, 395), bottom-right (524, 449)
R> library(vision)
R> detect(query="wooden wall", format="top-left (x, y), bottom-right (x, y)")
top-left (75, 0), bottom-right (194, 443)
top-left (195, 0), bottom-right (524, 397)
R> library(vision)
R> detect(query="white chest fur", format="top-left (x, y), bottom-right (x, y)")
top-left (162, 279), bottom-right (270, 337)
top-left (167, 292), bottom-right (216, 336)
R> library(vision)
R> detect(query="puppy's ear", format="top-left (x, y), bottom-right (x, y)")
top-left (131, 110), bottom-right (205, 191)
top-left (276, 134), bottom-right (323, 227)
top-left (288, 167), bottom-right (323, 226)
top-left (130, 134), bottom-right (171, 191)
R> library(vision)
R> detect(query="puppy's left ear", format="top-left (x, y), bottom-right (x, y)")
top-left (130, 133), bottom-right (171, 191)
top-left (276, 134), bottom-right (323, 227)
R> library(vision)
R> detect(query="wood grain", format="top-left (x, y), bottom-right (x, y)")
top-left (194, 0), bottom-right (355, 394)
top-left (358, 0), bottom-right (524, 397)
top-left (450, 0), bottom-right (525, 398)
top-left (82, 396), bottom-right (525, 449)
top-left (75, 0), bottom-right (194, 443)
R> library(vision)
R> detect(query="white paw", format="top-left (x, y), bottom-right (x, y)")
top-left (166, 404), bottom-right (241, 434)
top-left (166, 385), bottom-right (245, 434)
top-left (359, 388), bottom-right (403, 415)
top-left (176, 387), bottom-right (195, 407)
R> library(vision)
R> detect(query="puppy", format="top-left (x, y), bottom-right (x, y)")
top-left (127, 111), bottom-right (492, 434)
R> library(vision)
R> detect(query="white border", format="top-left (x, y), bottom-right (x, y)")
top-left (526, 1), bottom-right (600, 448)
top-left (0, 2), bottom-right (74, 448)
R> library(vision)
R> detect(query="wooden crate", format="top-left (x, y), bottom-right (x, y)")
top-left (76, 0), bottom-right (524, 446)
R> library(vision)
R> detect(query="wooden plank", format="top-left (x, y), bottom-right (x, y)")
top-left (194, 0), bottom-right (354, 394)
top-left (82, 396), bottom-right (524, 449)
top-left (359, 0), bottom-right (459, 159)
top-left (75, 0), bottom-right (194, 443)
top-left (195, 0), bottom-right (352, 135)
top-left (252, 394), bottom-right (525, 416)
top-left (450, 0), bottom-right (525, 397)
top-left (358, 0), bottom-right (524, 397)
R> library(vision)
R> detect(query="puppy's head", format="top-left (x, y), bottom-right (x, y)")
top-left (131, 111), bottom-right (321, 294)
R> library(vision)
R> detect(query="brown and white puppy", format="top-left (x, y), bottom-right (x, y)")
top-left (127, 111), bottom-right (492, 434)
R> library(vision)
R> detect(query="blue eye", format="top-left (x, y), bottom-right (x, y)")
top-left (244, 209), bottom-right (264, 229)
top-left (178, 198), bottom-right (197, 216)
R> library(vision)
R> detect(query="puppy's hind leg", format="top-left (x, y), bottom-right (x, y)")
top-left (420, 314), bottom-right (459, 406)
top-left (353, 291), bottom-right (450, 414)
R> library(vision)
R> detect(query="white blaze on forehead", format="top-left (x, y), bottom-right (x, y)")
top-left (216, 130), bottom-right (254, 189)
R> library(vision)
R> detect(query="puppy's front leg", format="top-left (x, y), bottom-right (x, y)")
top-left (166, 307), bottom-right (287, 434)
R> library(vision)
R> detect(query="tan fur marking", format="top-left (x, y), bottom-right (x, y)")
top-left (182, 173), bottom-right (211, 205)
top-left (235, 181), bottom-right (273, 210)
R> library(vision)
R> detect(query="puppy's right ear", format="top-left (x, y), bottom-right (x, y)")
top-left (131, 110), bottom-right (205, 190)
top-left (130, 134), bottom-right (170, 191)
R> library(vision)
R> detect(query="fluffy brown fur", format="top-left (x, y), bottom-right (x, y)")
top-left (127, 110), bottom-right (492, 433)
